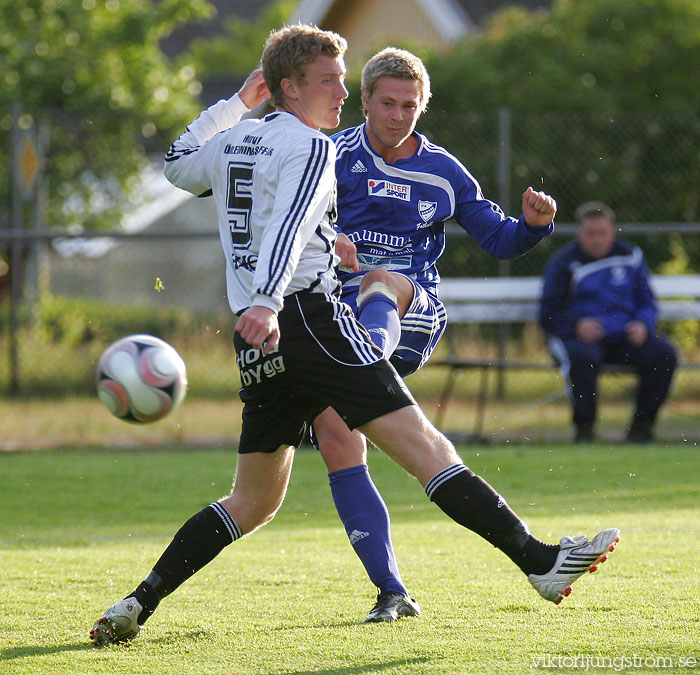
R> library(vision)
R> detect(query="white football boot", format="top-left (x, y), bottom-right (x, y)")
top-left (90, 597), bottom-right (142, 646)
top-left (528, 528), bottom-right (620, 604)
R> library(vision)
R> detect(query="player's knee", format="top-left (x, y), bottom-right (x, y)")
top-left (426, 426), bottom-right (462, 467)
top-left (320, 441), bottom-right (366, 472)
top-left (220, 492), bottom-right (283, 535)
top-left (319, 433), bottom-right (367, 472)
top-left (361, 268), bottom-right (393, 287)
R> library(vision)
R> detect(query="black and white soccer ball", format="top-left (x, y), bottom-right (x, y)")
top-left (96, 334), bottom-right (188, 423)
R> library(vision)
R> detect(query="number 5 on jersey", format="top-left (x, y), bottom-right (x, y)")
top-left (227, 162), bottom-right (254, 248)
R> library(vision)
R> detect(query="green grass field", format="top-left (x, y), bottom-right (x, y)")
top-left (1, 444), bottom-right (699, 674)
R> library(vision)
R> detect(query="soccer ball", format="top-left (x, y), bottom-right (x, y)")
top-left (96, 334), bottom-right (188, 423)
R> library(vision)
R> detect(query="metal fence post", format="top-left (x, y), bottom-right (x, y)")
top-left (496, 107), bottom-right (512, 399)
top-left (9, 103), bottom-right (23, 394)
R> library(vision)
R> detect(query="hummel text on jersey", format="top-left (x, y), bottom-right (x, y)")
top-left (348, 230), bottom-right (407, 250)
top-left (367, 179), bottom-right (411, 201)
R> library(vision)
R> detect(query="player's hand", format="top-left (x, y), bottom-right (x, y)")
top-left (335, 232), bottom-right (360, 272)
top-left (521, 187), bottom-right (557, 228)
top-left (236, 305), bottom-right (280, 354)
top-left (575, 317), bottom-right (604, 343)
top-left (238, 68), bottom-right (270, 110)
top-left (625, 320), bottom-right (648, 347)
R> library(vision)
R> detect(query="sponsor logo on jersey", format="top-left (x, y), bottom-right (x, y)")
top-left (232, 253), bottom-right (258, 271)
top-left (348, 230), bottom-right (408, 250)
top-left (367, 179), bottom-right (411, 201)
top-left (418, 200), bottom-right (438, 223)
top-left (351, 159), bottom-right (367, 173)
top-left (236, 344), bottom-right (286, 387)
top-left (224, 134), bottom-right (274, 157)
top-left (357, 253), bottom-right (412, 271)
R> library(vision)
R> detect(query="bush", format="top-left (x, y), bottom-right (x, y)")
top-left (33, 293), bottom-right (190, 346)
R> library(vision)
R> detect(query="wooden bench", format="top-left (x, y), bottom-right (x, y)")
top-left (432, 274), bottom-right (700, 436)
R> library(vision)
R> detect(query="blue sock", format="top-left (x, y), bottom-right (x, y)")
top-left (329, 464), bottom-right (407, 596)
top-left (357, 294), bottom-right (402, 359)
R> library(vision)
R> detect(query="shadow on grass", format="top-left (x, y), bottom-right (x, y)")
top-left (0, 641), bottom-right (435, 675)
top-left (0, 631), bottom-right (210, 661)
top-left (1, 642), bottom-right (94, 660)
top-left (282, 656), bottom-right (433, 675)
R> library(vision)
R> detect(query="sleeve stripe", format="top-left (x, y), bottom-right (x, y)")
top-left (334, 125), bottom-right (362, 160)
top-left (260, 137), bottom-right (329, 297)
top-left (164, 125), bottom-right (201, 163)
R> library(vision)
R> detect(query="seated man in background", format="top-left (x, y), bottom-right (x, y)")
top-left (539, 201), bottom-right (677, 443)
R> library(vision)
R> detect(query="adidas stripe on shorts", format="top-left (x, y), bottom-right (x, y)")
top-left (341, 274), bottom-right (448, 377)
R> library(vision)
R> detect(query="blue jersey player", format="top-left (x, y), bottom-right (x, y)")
top-left (311, 48), bottom-right (559, 622)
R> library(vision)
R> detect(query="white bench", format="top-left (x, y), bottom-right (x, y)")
top-left (439, 274), bottom-right (700, 324)
top-left (432, 274), bottom-right (700, 435)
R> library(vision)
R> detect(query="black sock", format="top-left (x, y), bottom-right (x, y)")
top-left (518, 536), bottom-right (560, 575)
top-left (129, 502), bottom-right (241, 624)
top-left (425, 464), bottom-right (558, 575)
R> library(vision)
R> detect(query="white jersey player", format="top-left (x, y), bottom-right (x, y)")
top-left (164, 87), bottom-right (340, 317)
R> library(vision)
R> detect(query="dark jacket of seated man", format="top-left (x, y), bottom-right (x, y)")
top-left (539, 237), bottom-right (656, 342)
top-left (538, 201), bottom-right (677, 443)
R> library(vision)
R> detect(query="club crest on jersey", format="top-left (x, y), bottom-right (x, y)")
top-left (367, 179), bottom-right (411, 201)
top-left (611, 266), bottom-right (627, 285)
top-left (418, 200), bottom-right (438, 223)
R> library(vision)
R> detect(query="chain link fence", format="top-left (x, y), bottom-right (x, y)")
top-left (2, 109), bottom-right (700, 409)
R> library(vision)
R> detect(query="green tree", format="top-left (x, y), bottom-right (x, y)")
top-left (428, 0), bottom-right (700, 116)
top-left (185, 0), bottom-right (296, 79)
top-left (419, 0), bottom-right (700, 238)
top-left (0, 0), bottom-right (213, 231)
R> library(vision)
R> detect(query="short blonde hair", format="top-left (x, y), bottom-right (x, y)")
top-left (361, 47), bottom-right (431, 113)
top-left (262, 24), bottom-right (347, 109)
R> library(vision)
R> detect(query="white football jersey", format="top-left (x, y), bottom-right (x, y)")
top-left (164, 95), bottom-right (340, 314)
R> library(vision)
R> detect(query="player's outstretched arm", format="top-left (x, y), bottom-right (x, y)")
top-left (521, 186), bottom-right (557, 228)
top-left (236, 306), bottom-right (280, 354)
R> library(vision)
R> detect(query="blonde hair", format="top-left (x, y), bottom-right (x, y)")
top-left (361, 47), bottom-right (431, 113)
top-left (262, 24), bottom-right (347, 108)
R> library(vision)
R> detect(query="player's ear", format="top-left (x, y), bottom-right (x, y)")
top-left (281, 77), bottom-right (298, 101)
top-left (360, 89), bottom-right (369, 117)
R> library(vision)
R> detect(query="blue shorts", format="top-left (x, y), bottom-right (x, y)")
top-left (342, 275), bottom-right (447, 377)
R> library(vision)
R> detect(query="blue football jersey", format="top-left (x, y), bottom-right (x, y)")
top-left (539, 239), bottom-right (657, 341)
top-left (331, 124), bottom-right (552, 296)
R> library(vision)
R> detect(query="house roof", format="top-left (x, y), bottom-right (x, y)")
top-left (291, 0), bottom-right (475, 44)
top-left (291, 0), bottom-right (554, 43)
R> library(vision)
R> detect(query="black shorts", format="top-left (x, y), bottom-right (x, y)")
top-left (235, 290), bottom-right (416, 453)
